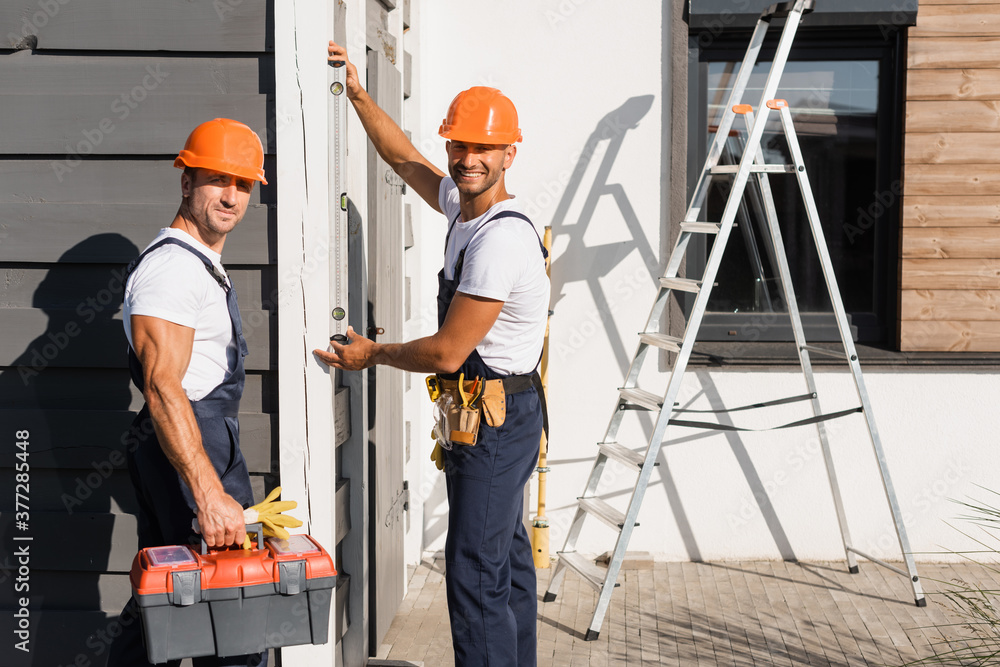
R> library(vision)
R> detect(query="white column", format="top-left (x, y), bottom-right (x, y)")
top-left (275, 1), bottom-right (337, 664)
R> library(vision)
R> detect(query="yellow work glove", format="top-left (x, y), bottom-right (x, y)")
top-left (242, 486), bottom-right (304, 549)
top-left (430, 442), bottom-right (445, 471)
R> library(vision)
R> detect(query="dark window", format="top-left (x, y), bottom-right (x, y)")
top-left (687, 29), bottom-right (906, 344)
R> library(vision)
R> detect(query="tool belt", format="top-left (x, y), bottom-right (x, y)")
top-left (426, 372), bottom-right (538, 446)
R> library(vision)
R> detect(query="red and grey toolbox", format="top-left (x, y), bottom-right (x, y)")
top-left (130, 524), bottom-right (336, 663)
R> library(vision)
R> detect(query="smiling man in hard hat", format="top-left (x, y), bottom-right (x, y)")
top-left (107, 118), bottom-right (268, 667)
top-left (316, 43), bottom-right (549, 666)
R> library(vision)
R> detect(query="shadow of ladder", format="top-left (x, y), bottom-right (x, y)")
top-left (542, 0), bottom-right (925, 641)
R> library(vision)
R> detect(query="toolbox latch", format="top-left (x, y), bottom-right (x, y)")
top-left (171, 570), bottom-right (201, 606)
top-left (277, 560), bottom-right (306, 595)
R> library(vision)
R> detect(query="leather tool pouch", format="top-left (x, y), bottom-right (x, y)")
top-left (448, 404), bottom-right (480, 446)
top-left (480, 379), bottom-right (506, 428)
top-left (434, 378), bottom-right (483, 446)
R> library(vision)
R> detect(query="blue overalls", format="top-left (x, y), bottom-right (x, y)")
top-left (438, 210), bottom-right (547, 667)
top-left (107, 237), bottom-right (265, 667)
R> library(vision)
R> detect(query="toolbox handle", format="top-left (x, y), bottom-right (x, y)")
top-left (199, 522), bottom-right (265, 554)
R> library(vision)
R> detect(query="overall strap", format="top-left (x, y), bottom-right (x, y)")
top-left (124, 237), bottom-right (230, 292)
top-left (449, 210), bottom-right (549, 279)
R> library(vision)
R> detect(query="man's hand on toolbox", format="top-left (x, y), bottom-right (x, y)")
top-left (196, 488), bottom-right (248, 548)
top-left (192, 486), bottom-right (304, 549)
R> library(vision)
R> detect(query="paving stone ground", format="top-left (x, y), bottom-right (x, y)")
top-left (373, 557), bottom-right (996, 666)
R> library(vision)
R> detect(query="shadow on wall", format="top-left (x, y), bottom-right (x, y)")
top-left (544, 97), bottom-right (798, 562)
top-left (0, 233), bottom-right (142, 667)
top-left (549, 95), bottom-right (659, 377)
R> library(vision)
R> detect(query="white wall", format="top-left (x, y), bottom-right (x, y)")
top-left (403, 0), bottom-right (1000, 565)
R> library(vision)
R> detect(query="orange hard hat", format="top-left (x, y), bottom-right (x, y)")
top-left (438, 87), bottom-right (522, 145)
top-left (174, 118), bottom-right (268, 184)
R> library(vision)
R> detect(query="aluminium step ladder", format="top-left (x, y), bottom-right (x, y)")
top-left (543, 0), bottom-right (925, 641)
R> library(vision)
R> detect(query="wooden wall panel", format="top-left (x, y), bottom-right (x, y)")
top-left (903, 196), bottom-right (1000, 227)
top-left (905, 101), bottom-right (1000, 133)
top-left (910, 4), bottom-right (1000, 37)
top-left (901, 259), bottom-right (1000, 290)
top-left (907, 69), bottom-right (1000, 101)
top-left (908, 37), bottom-right (1000, 69)
top-left (901, 289), bottom-right (1000, 320)
top-left (900, 320), bottom-right (1000, 351)
top-left (0, 0), bottom-right (269, 52)
top-left (902, 6), bottom-right (1000, 350)
top-left (902, 228), bottom-right (1000, 258)
top-left (904, 164), bottom-right (1000, 196)
top-left (905, 132), bottom-right (1000, 163)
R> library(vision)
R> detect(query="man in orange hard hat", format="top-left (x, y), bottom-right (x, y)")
top-left (317, 43), bottom-right (548, 666)
top-left (107, 118), bottom-right (268, 667)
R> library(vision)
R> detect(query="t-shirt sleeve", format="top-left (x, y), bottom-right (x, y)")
top-left (125, 249), bottom-right (206, 329)
top-left (438, 177), bottom-right (461, 223)
top-left (457, 225), bottom-right (533, 301)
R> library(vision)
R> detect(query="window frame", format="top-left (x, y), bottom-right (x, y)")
top-left (684, 26), bottom-right (908, 346)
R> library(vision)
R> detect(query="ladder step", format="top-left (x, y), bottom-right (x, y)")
top-left (556, 551), bottom-right (608, 592)
top-left (659, 277), bottom-right (702, 294)
top-left (679, 222), bottom-right (721, 234)
top-left (639, 332), bottom-right (682, 352)
top-left (619, 387), bottom-right (662, 411)
top-left (597, 442), bottom-right (651, 469)
top-left (800, 344), bottom-right (848, 360)
top-left (578, 497), bottom-right (630, 531)
top-left (709, 164), bottom-right (796, 175)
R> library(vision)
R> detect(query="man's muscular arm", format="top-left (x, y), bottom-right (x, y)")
top-left (313, 292), bottom-right (503, 373)
top-left (328, 41), bottom-right (446, 213)
top-left (130, 315), bottom-right (246, 548)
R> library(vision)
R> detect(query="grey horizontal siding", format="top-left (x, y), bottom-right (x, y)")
top-left (0, 54), bottom-right (268, 94)
top-left (0, 468), bottom-right (265, 514)
top-left (0, 6), bottom-right (279, 655)
top-left (0, 409), bottom-right (273, 472)
top-left (0, 94), bottom-right (271, 154)
top-left (0, 369), bottom-right (271, 413)
top-left (0, 608), bottom-right (123, 667)
top-left (0, 308), bottom-right (274, 369)
top-left (0, 160), bottom-right (275, 206)
top-left (0, 204), bottom-right (273, 263)
top-left (0, 511), bottom-right (137, 571)
top-left (0, 468), bottom-right (138, 513)
top-left (1, 0), bottom-right (270, 52)
top-left (0, 265), bottom-right (275, 311)
top-left (0, 571), bottom-right (131, 612)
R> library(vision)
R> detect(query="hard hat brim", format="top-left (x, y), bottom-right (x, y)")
top-left (174, 152), bottom-right (268, 185)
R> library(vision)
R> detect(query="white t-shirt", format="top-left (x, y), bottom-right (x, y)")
top-left (438, 178), bottom-right (550, 376)
top-left (123, 228), bottom-right (238, 401)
